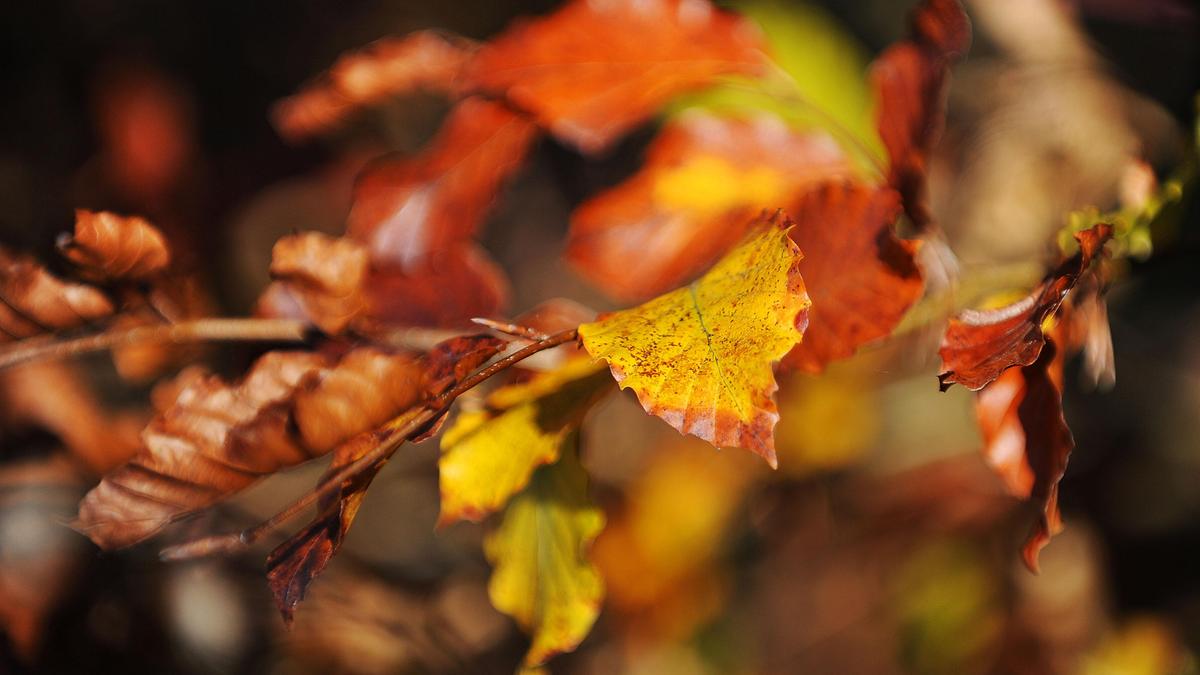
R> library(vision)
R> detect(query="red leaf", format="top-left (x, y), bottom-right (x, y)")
top-left (467, 0), bottom-right (766, 153)
top-left (975, 338), bottom-right (1072, 572)
top-left (364, 245), bottom-right (510, 328)
top-left (346, 97), bottom-right (537, 269)
top-left (782, 182), bottom-right (923, 373)
top-left (938, 224), bottom-right (1112, 391)
top-left (870, 0), bottom-right (970, 228)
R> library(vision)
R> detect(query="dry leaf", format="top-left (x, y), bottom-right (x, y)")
top-left (268, 232), bottom-right (369, 334)
top-left (59, 209), bottom-right (171, 281)
top-left (578, 212), bottom-right (809, 466)
top-left (467, 0), bottom-right (766, 153)
top-left (364, 245), bottom-right (510, 328)
top-left (0, 247), bottom-right (113, 340)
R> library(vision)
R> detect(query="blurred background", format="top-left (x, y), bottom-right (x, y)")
top-left (0, 0), bottom-right (1198, 673)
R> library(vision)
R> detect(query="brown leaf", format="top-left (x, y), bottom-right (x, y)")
top-left (782, 182), bottom-right (923, 373)
top-left (273, 31), bottom-right (478, 141)
top-left (346, 97), bottom-right (536, 269)
top-left (567, 113), bottom-right (851, 301)
top-left (975, 338), bottom-right (1072, 571)
top-left (58, 209), bottom-right (171, 281)
top-left (113, 274), bottom-right (214, 383)
top-left (870, 0), bottom-right (970, 228)
top-left (938, 224), bottom-right (1112, 391)
top-left (268, 232), bottom-right (369, 334)
top-left (364, 245), bottom-right (510, 328)
top-left (466, 0), bottom-right (766, 153)
top-left (421, 333), bottom-right (506, 398)
top-left (0, 247), bottom-right (114, 340)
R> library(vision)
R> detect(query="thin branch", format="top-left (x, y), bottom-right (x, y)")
top-left (159, 327), bottom-right (581, 561)
top-left (470, 317), bottom-right (549, 340)
top-left (0, 318), bottom-right (311, 371)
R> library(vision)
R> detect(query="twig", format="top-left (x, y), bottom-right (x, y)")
top-left (159, 327), bottom-right (580, 561)
top-left (0, 318), bottom-right (311, 371)
top-left (470, 317), bottom-right (549, 340)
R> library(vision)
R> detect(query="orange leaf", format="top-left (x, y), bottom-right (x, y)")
top-left (467, 0), bottom-right (766, 153)
top-left (567, 113), bottom-right (851, 301)
top-left (782, 182), bottom-right (923, 373)
top-left (364, 245), bottom-right (510, 328)
top-left (272, 31), bottom-right (478, 141)
top-left (268, 232), bottom-right (370, 334)
top-left (870, 0), bottom-right (970, 228)
top-left (938, 224), bottom-right (1112, 391)
top-left (0, 247), bottom-right (113, 340)
top-left (59, 210), bottom-right (171, 281)
top-left (975, 338), bottom-right (1071, 572)
top-left (346, 97), bottom-right (537, 269)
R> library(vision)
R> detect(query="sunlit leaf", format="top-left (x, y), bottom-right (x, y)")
top-left (59, 209), bottom-right (171, 281)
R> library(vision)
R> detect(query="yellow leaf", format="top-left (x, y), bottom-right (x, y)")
top-left (438, 358), bottom-right (612, 526)
top-left (578, 212), bottom-right (810, 466)
top-left (486, 438), bottom-right (605, 668)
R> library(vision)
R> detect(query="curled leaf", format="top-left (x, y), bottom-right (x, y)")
top-left (975, 339), bottom-right (1072, 571)
top-left (485, 440), bottom-right (604, 668)
top-left (347, 97), bottom-right (537, 269)
top-left (938, 224), bottom-right (1112, 391)
top-left (782, 182), bottom-right (923, 373)
top-left (268, 232), bottom-right (369, 334)
top-left (578, 212), bottom-right (809, 466)
top-left (59, 209), bottom-right (171, 281)
top-left (273, 31), bottom-right (477, 141)
top-left (0, 248), bottom-right (114, 340)
top-left (438, 358), bottom-right (612, 526)
top-left (567, 112), bottom-right (851, 301)
top-left (467, 0), bottom-right (766, 153)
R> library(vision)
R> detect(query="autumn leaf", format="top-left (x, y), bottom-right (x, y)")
top-left (267, 232), bottom-right (369, 334)
top-left (58, 209), bottom-right (171, 281)
top-left (346, 97), bottom-right (537, 269)
top-left (782, 182), bottom-right (923, 373)
top-left (364, 245), bottom-right (511, 328)
top-left (578, 212), bottom-right (809, 467)
top-left (485, 439), bottom-right (604, 668)
top-left (567, 112), bottom-right (851, 301)
top-left (466, 0), bottom-right (766, 153)
top-left (0, 247), bottom-right (114, 340)
top-left (870, 0), bottom-right (971, 228)
top-left (939, 224), bottom-right (1112, 391)
top-left (438, 358), bottom-right (612, 525)
top-left (975, 338), bottom-right (1071, 571)
top-left (272, 31), bottom-right (478, 141)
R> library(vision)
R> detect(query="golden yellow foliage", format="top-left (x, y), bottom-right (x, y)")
top-left (578, 213), bottom-right (810, 466)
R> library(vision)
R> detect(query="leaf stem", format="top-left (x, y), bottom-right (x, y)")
top-left (0, 318), bottom-right (312, 371)
top-left (159, 327), bottom-right (581, 561)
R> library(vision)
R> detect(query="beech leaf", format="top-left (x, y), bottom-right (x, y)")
top-left (578, 212), bottom-right (810, 467)
top-left (267, 232), bottom-right (369, 335)
top-left (485, 439), bottom-right (604, 668)
top-left (467, 0), bottom-right (767, 153)
top-left (59, 209), bottom-right (171, 281)
top-left (0, 247), bottom-right (114, 340)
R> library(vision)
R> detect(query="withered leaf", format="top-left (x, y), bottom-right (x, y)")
top-left (0, 247), bottom-right (114, 340)
top-left (938, 224), bottom-right (1112, 391)
top-left (782, 182), bottom-right (923, 373)
top-left (567, 113), bottom-right (851, 301)
top-left (364, 245), bottom-right (510, 328)
top-left (268, 232), bottom-right (369, 334)
top-left (273, 31), bottom-right (477, 141)
top-left (975, 338), bottom-right (1072, 571)
top-left (870, 0), bottom-right (971, 229)
top-left (579, 212), bottom-right (809, 466)
top-left (346, 97), bottom-right (537, 269)
top-left (466, 0), bottom-right (766, 153)
top-left (59, 209), bottom-right (171, 281)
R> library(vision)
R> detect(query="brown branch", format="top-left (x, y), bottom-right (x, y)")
top-left (470, 317), bottom-right (549, 340)
top-left (0, 317), bottom-right (312, 371)
top-left (159, 327), bottom-right (581, 561)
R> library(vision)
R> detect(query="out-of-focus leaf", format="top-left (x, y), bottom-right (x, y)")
top-left (272, 31), bottom-right (478, 141)
top-left (579, 212), bottom-right (809, 466)
top-left (346, 97), bottom-right (537, 269)
top-left (438, 358), bottom-right (612, 525)
top-left (363, 245), bottom-right (511, 328)
top-left (774, 366), bottom-right (879, 476)
top-left (466, 0), bottom-right (766, 153)
top-left (870, 0), bottom-right (971, 229)
top-left (782, 182), bottom-right (923, 373)
top-left (59, 209), bottom-right (171, 281)
top-left (0, 247), bottom-right (113, 341)
top-left (567, 112), bottom-right (850, 301)
top-left (938, 224), bottom-right (1112, 391)
top-left (485, 440), bottom-right (604, 668)
top-left (975, 338), bottom-right (1072, 571)
top-left (267, 232), bottom-right (369, 335)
